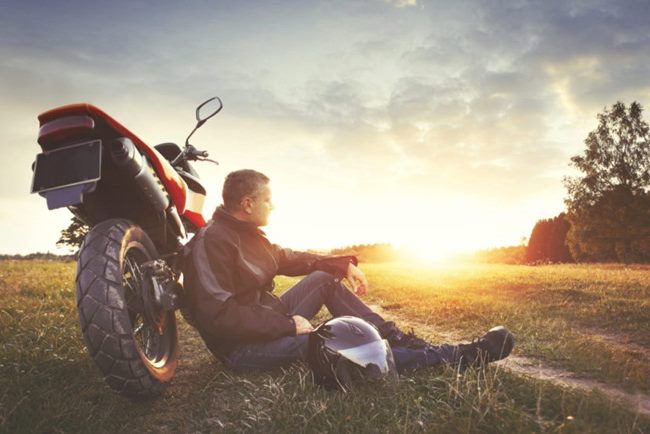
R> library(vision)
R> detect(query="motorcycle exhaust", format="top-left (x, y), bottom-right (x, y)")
top-left (110, 138), bottom-right (169, 212)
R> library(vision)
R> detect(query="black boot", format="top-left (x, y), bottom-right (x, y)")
top-left (381, 321), bottom-right (432, 349)
top-left (456, 326), bottom-right (515, 370)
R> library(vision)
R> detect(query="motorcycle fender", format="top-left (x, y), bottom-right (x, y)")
top-left (39, 182), bottom-right (98, 210)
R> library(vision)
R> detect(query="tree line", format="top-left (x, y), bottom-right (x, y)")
top-left (0, 252), bottom-right (75, 261)
top-left (330, 243), bottom-right (400, 263)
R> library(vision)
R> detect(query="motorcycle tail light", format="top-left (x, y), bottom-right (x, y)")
top-left (38, 115), bottom-right (95, 150)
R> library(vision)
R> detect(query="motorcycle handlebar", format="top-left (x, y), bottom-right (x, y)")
top-left (171, 144), bottom-right (217, 166)
top-left (187, 147), bottom-right (208, 160)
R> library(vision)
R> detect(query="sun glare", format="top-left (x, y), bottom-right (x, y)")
top-left (394, 236), bottom-right (471, 265)
top-left (393, 214), bottom-right (491, 264)
top-left (263, 191), bottom-right (519, 264)
top-left (404, 243), bottom-right (454, 263)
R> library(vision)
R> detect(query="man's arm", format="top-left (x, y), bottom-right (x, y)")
top-left (272, 244), bottom-right (358, 279)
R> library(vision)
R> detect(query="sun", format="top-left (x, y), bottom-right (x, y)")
top-left (395, 239), bottom-right (459, 264)
top-left (410, 243), bottom-right (453, 263)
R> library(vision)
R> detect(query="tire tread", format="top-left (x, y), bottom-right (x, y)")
top-left (75, 218), bottom-right (176, 400)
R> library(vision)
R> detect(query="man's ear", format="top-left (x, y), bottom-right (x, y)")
top-left (240, 197), bottom-right (253, 214)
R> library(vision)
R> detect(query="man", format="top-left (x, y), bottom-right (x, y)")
top-left (183, 169), bottom-right (513, 373)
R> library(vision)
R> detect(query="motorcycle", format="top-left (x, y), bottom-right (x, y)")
top-left (30, 97), bottom-right (220, 398)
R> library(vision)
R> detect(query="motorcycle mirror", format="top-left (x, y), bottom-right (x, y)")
top-left (185, 96), bottom-right (223, 147)
top-left (196, 96), bottom-right (223, 123)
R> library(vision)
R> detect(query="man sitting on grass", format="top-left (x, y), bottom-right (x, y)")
top-left (183, 169), bottom-right (514, 375)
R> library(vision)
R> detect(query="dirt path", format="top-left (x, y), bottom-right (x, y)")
top-left (367, 304), bottom-right (650, 418)
top-left (581, 329), bottom-right (650, 360)
top-left (498, 355), bottom-right (650, 417)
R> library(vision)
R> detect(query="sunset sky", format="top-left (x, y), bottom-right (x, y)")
top-left (1, 0), bottom-right (649, 258)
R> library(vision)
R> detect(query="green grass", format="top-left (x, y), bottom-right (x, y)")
top-left (1, 260), bottom-right (649, 433)
top-left (358, 263), bottom-right (650, 394)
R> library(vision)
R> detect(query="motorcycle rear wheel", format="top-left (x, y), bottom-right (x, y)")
top-left (75, 219), bottom-right (179, 399)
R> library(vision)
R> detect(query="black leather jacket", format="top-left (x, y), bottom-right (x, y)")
top-left (183, 206), bottom-right (357, 356)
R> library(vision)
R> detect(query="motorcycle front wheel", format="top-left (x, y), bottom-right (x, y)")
top-left (75, 219), bottom-right (179, 399)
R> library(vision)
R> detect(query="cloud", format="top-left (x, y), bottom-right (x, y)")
top-left (383, 0), bottom-right (418, 7)
top-left (341, 0), bottom-right (650, 202)
top-left (480, 0), bottom-right (650, 115)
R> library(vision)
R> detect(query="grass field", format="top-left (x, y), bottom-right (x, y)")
top-left (1, 260), bottom-right (649, 433)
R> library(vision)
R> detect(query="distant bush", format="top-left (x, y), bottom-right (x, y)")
top-left (0, 252), bottom-right (75, 262)
top-left (473, 245), bottom-right (526, 264)
top-left (329, 243), bottom-right (400, 263)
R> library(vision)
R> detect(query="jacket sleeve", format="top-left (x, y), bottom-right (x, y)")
top-left (191, 231), bottom-right (296, 343)
top-left (272, 244), bottom-right (358, 279)
top-left (315, 255), bottom-right (358, 279)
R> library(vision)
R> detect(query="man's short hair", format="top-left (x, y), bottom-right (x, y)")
top-left (222, 169), bottom-right (270, 212)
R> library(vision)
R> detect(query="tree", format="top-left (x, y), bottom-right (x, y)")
top-left (563, 101), bottom-right (650, 263)
top-left (57, 216), bottom-right (90, 251)
top-left (525, 213), bottom-right (573, 264)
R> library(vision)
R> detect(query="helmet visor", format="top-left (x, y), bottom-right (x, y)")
top-left (337, 339), bottom-right (397, 376)
top-left (334, 339), bottom-right (398, 392)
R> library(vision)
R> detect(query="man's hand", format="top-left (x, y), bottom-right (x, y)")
top-left (293, 315), bottom-right (314, 335)
top-left (346, 263), bottom-right (368, 296)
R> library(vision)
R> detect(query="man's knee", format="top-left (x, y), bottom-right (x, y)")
top-left (306, 270), bottom-right (339, 285)
top-left (302, 271), bottom-right (346, 300)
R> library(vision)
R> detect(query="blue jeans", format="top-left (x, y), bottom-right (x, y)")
top-left (223, 271), bottom-right (458, 373)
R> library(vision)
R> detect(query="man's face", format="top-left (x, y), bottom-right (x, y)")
top-left (247, 183), bottom-right (274, 226)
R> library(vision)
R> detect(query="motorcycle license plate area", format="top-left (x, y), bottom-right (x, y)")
top-left (31, 140), bottom-right (102, 193)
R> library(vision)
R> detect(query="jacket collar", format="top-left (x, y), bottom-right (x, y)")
top-left (212, 205), bottom-right (265, 234)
